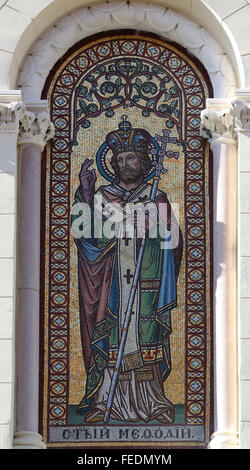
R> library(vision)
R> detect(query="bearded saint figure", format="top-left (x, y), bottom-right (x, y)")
top-left (72, 117), bottom-right (183, 423)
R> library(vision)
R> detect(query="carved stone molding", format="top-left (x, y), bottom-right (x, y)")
top-left (13, 431), bottom-right (46, 450)
top-left (200, 98), bottom-right (250, 147)
top-left (0, 101), bottom-right (26, 133)
top-left (230, 98), bottom-right (250, 132)
top-left (18, 111), bottom-right (55, 151)
top-left (17, 0), bottom-right (236, 101)
top-left (208, 431), bottom-right (239, 449)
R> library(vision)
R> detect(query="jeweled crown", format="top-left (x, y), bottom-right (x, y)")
top-left (106, 116), bottom-right (151, 155)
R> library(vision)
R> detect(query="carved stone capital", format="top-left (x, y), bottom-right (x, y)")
top-left (18, 111), bottom-right (55, 150)
top-left (230, 98), bottom-right (250, 131)
top-left (0, 101), bottom-right (55, 150)
top-left (200, 107), bottom-right (236, 149)
top-left (0, 101), bottom-right (26, 134)
top-left (201, 97), bottom-right (250, 148)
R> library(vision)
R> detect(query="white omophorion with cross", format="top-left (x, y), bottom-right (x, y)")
top-left (104, 128), bottom-right (184, 423)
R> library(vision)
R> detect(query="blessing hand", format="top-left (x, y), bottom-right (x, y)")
top-left (79, 158), bottom-right (96, 204)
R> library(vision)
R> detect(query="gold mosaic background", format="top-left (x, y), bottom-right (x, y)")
top-left (69, 108), bottom-right (186, 406)
top-left (40, 31), bottom-right (213, 447)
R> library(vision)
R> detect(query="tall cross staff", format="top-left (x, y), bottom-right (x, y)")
top-left (104, 129), bottom-right (180, 423)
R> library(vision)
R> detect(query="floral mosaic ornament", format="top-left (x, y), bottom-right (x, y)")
top-left (74, 58), bottom-right (180, 127)
top-left (40, 31), bottom-right (213, 449)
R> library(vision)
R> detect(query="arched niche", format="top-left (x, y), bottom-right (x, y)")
top-left (11, 1), bottom-right (240, 450)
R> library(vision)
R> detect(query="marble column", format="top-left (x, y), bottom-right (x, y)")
top-left (200, 99), bottom-right (239, 448)
top-left (13, 103), bottom-right (54, 449)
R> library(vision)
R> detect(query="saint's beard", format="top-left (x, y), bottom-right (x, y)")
top-left (118, 167), bottom-right (143, 184)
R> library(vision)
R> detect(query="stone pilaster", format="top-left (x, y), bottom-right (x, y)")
top-left (0, 92), bottom-right (24, 449)
top-left (231, 90), bottom-right (250, 450)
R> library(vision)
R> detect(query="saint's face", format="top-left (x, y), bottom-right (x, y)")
top-left (116, 151), bottom-right (143, 183)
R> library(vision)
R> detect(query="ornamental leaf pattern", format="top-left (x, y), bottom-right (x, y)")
top-left (75, 58), bottom-right (181, 129)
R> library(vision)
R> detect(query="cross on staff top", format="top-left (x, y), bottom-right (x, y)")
top-left (153, 129), bottom-right (186, 162)
top-left (154, 129), bottom-right (185, 148)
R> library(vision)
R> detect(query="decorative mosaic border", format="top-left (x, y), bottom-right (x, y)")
top-left (40, 31), bottom-right (213, 447)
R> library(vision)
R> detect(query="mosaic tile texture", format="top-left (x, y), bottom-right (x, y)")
top-left (40, 31), bottom-right (213, 448)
